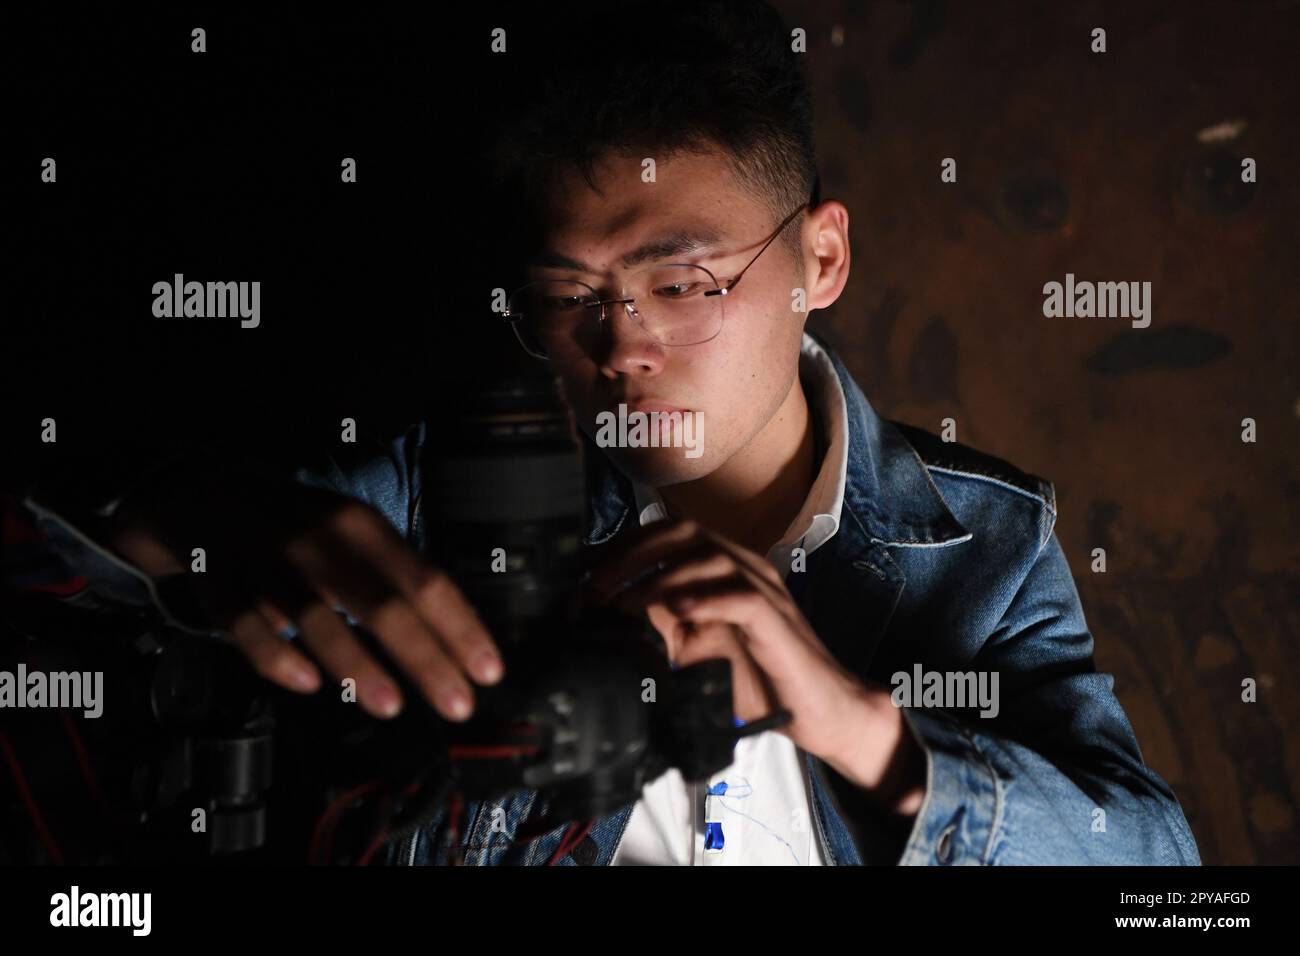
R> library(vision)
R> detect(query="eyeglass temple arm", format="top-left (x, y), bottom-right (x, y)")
top-left (704, 193), bottom-right (815, 298)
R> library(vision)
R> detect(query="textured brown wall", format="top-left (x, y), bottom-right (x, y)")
top-left (776, 0), bottom-right (1300, 864)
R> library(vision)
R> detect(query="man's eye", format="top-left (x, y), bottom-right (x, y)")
top-left (654, 282), bottom-right (701, 298)
top-left (542, 296), bottom-right (589, 310)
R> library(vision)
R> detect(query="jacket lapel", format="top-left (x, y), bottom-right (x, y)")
top-left (789, 528), bottom-right (906, 678)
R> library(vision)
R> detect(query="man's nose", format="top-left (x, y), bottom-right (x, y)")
top-left (597, 298), bottom-right (665, 379)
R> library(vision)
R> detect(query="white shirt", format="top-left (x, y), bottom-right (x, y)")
top-left (609, 333), bottom-right (850, 865)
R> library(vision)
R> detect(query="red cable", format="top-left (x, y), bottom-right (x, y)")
top-left (354, 778), bottom-right (426, 865)
top-left (357, 822), bottom-right (393, 866)
top-left (445, 791), bottom-right (464, 865)
top-left (322, 780), bottom-right (383, 864)
top-left (566, 819), bottom-right (597, 864)
top-left (308, 780), bottom-right (380, 864)
top-left (546, 822), bottom-right (579, 866)
top-left (0, 729), bottom-right (64, 864)
top-left (548, 818), bottom-right (595, 866)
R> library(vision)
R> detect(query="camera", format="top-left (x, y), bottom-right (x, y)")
top-left (0, 366), bottom-right (771, 865)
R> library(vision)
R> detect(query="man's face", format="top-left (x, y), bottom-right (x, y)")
top-left (524, 147), bottom-right (809, 487)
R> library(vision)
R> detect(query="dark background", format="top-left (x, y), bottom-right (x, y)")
top-left (5, 1), bottom-right (1298, 864)
top-left (7, 4), bottom-right (510, 468)
top-left (777, 0), bottom-right (1299, 865)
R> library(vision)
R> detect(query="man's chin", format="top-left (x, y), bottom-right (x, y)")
top-left (601, 446), bottom-right (714, 487)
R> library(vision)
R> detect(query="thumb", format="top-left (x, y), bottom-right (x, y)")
top-left (104, 522), bottom-right (187, 577)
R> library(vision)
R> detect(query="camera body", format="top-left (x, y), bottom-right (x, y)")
top-left (0, 370), bottom-right (741, 864)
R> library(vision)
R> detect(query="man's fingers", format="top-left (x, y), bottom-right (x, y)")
top-left (109, 488), bottom-right (500, 724)
top-left (291, 599), bottom-right (409, 719)
top-left (671, 619), bottom-right (741, 666)
top-left (104, 523), bottom-right (187, 577)
top-left (654, 576), bottom-right (798, 659)
top-left (588, 519), bottom-right (785, 608)
top-left (282, 521), bottom-right (489, 720)
top-left (709, 536), bottom-right (787, 591)
top-left (242, 555), bottom-right (411, 718)
top-left (366, 595), bottom-right (477, 721)
top-left (253, 591), bottom-right (476, 723)
top-left (227, 608), bottom-right (321, 693)
top-left (609, 547), bottom-right (740, 611)
top-left (304, 506), bottom-right (503, 688)
top-left (368, 544), bottom-right (503, 687)
top-left (586, 519), bottom-right (708, 599)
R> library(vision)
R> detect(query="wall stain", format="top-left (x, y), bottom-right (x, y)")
top-left (1085, 325), bottom-right (1231, 375)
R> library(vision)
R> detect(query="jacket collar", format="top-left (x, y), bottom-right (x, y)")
top-left (582, 332), bottom-right (972, 553)
top-left (822, 339), bottom-right (973, 551)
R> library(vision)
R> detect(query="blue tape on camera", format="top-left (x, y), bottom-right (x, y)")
top-left (704, 821), bottom-right (725, 852)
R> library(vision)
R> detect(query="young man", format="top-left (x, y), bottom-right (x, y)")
top-left (11, 0), bottom-right (1199, 865)
top-left (424, 0), bottom-right (1196, 865)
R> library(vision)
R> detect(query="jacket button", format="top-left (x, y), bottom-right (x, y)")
top-left (935, 824), bottom-right (956, 864)
top-left (570, 834), bottom-right (599, 866)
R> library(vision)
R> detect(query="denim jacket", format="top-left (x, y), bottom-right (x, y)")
top-left (14, 339), bottom-right (1201, 866)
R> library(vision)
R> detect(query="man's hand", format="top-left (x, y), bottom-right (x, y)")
top-left (586, 518), bottom-right (924, 816)
top-left (103, 471), bottom-right (504, 722)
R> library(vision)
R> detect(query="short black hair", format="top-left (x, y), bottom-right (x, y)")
top-left (484, 0), bottom-right (820, 274)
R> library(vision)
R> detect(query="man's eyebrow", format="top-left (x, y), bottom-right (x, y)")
top-left (528, 228), bottom-right (727, 274)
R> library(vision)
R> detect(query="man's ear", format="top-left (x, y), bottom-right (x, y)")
top-left (802, 200), bottom-right (851, 314)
